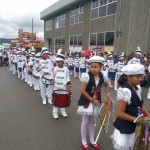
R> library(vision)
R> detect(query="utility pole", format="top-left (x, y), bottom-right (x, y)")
top-left (32, 18), bottom-right (33, 46)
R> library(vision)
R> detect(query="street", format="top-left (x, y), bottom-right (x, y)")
top-left (0, 67), bottom-right (149, 150)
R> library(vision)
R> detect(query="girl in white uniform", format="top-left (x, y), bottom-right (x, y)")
top-left (111, 64), bottom-right (149, 150)
top-left (50, 53), bottom-right (71, 119)
top-left (77, 55), bottom-right (109, 150)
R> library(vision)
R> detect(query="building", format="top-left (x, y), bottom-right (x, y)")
top-left (40, 0), bottom-right (150, 55)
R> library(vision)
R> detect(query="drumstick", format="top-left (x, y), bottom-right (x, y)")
top-left (134, 114), bottom-right (143, 123)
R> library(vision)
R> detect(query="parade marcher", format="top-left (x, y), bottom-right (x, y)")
top-left (79, 51), bottom-right (87, 79)
top-left (37, 47), bottom-right (54, 104)
top-left (8, 50), bottom-right (13, 71)
top-left (32, 53), bottom-right (41, 91)
top-left (16, 50), bottom-right (23, 79)
top-left (12, 50), bottom-right (18, 75)
top-left (111, 64), bottom-right (149, 150)
top-left (66, 54), bottom-right (74, 76)
top-left (127, 47), bottom-right (142, 65)
top-left (0, 50), bottom-right (3, 67)
top-left (24, 53), bottom-right (30, 83)
top-left (50, 53), bottom-right (71, 119)
top-left (77, 55), bottom-right (109, 150)
top-left (114, 53), bottom-right (126, 90)
top-left (106, 52), bottom-right (115, 87)
top-left (74, 54), bottom-right (80, 78)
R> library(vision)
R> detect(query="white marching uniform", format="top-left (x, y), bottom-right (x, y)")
top-left (17, 55), bottom-right (23, 78)
top-left (74, 57), bottom-right (80, 78)
top-left (38, 58), bottom-right (54, 104)
top-left (51, 66), bottom-right (70, 115)
top-left (79, 57), bottom-right (86, 79)
top-left (106, 59), bottom-right (115, 86)
top-left (32, 58), bottom-right (40, 91)
top-left (67, 57), bottom-right (74, 76)
top-left (114, 61), bottom-right (125, 90)
top-left (127, 57), bottom-right (141, 64)
top-left (12, 54), bottom-right (17, 75)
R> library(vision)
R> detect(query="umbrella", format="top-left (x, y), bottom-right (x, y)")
top-left (83, 50), bottom-right (92, 56)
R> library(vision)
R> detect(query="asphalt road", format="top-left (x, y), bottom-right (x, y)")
top-left (0, 67), bottom-right (149, 150)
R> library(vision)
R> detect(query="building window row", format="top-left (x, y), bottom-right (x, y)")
top-left (91, 0), bottom-right (117, 19)
top-left (45, 19), bottom-right (52, 31)
top-left (90, 32), bottom-right (114, 46)
top-left (70, 5), bottom-right (84, 25)
top-left (55, 14), bottom-right (66, 29)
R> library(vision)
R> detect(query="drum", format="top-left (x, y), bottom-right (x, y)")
top-left (32, 70), bottom-right (40, 79)
top-left (41, 73), bottom-right (51, 85)
top-left (52, 90), bottom-right (71, 107)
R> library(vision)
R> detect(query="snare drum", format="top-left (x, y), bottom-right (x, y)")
top-left (52, 90), bottom-right (71, 107)
top-left (41, 73), bottom-right (51, 85)
top-left (33, 70), bottom-right (40, 79)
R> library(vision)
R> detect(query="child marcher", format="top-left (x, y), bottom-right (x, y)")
top-left (37, 47), bottom-right (54, 104)
top-left (77, 55), bottom-right (109, 150)
top-left (50, 53), bottom-right (71, 119)
top-left (111, 64), bottom-right (149, 150)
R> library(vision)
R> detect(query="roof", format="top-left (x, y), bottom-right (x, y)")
top-left (40, 0), bottom-right (85, 20)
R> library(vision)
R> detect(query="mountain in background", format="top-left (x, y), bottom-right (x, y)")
top-left (0, 38), bottom-right (11, 43)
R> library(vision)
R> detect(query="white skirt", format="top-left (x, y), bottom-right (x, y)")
top-left (77, 102), bottom-right (100, 116)
top-left (110, 129), bottom-right (135, 150)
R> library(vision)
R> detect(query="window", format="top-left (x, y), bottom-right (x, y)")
top-left (70, 5), bottom-right (84, 25)
top-left (99, 6), bottom-right (107, 17)
top-left (55, 14), bottom-right (66, 29)
top-left (69, 35), bottom-right (82, 46)
top-left (45, 19), bottom-right (52, 31)
top-left (97, 33), bottom-right (105, 45)
top-left (105, 32), bottom-right (114, 45)
top-left (55, 37), bottom-right (65, 49)
top-left (91, 0), bottom-right (117, 19)
top-left (92, 0), bottom-right (99, 9)
top-left (100, 0), bottom-right (107, 6)
top-left (90, 32), bottom-right (114, 46)
top-left (90, 34), bottom-right (96, 46)
top-left (107, 2), bottom-right (117, 15)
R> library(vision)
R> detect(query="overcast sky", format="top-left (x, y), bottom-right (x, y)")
top-left (0, 0), bottom-right (59, 39)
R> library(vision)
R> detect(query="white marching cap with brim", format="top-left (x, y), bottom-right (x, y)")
top-left (119, 52), bottom-right (124, 59)
top-left (55, 53), bottom-right (65, 61)
top-left (41, 47), bottom-right (50, 55)
top-left (122, 64), bottom-right (144, 75)
top-left (107, 52), bottom-right (113, 58)
top-left (135, 46), bottom-right (141, 55)
top-left (88, 55), bottom-right (105, 63)
top-left (36, 52), bottom-right (41, 57)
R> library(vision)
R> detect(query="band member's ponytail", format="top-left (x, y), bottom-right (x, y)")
top-left (118, 74), bottom-right (127, 87)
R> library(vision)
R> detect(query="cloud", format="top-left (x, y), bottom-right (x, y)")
top-left (0, 0), bottom-right (59, 39)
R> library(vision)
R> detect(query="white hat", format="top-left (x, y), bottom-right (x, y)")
top-left (55, 53), bottom-right (65, 61)
top-left (88, 55), bottom-right (105, 63)
top-left (107, 52), bottom-right (113, 58)
top-left (122, 64), bottom-right (144, 75)
top-left (36, 52), bottom-right (41, 58)
top-left (57, 49), bottom-right (62, 54)
top-left (135, 47), bottom-right (141, 55)
top-left (41, 47), bottom-right (50, 55)
top-left (119, 52), bottom-right (124, 59)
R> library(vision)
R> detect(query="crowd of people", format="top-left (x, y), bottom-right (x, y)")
top-left (1, 46), bottom-right (150, 150)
